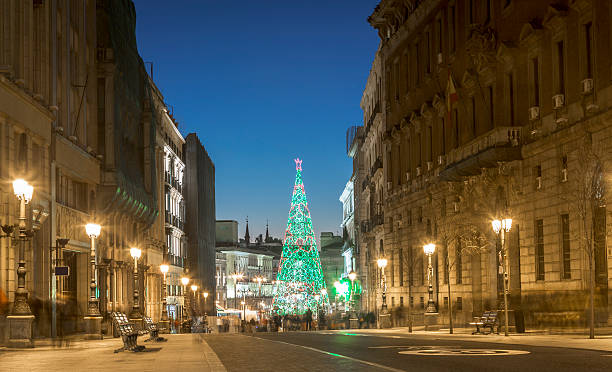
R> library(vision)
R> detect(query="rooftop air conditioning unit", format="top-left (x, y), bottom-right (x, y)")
top-left (416, 166), bottom-right (422, 177)
top-left (552, 94), bottom-right (565, 109)
top-left (529, 106), bottom-right (540, 121)
top-left (581, 78), bottom-right (594, 95)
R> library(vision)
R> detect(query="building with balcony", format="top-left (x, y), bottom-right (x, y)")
top-left (353, 0), bottom-right (612, 328)
top-left (339, 179), bottom-right (356, 280)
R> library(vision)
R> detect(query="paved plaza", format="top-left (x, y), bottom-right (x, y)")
top-left (2, 329), bottom-right (612, 372)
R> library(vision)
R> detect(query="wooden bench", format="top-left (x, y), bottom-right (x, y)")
top-left (111, 312), bottom-right (146, 353)
top-left (143, 316), bottom-right (167, 342)
top-left (470, 311), bottom-right (499, 335)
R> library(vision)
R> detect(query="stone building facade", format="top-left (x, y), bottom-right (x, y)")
top-left (353, 0), bottom-right (612, 328)
top-left (0, 0), bottom-right (207, 343)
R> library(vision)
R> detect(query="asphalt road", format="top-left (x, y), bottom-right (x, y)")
top-left (204, 331), bottom-right (612, 372)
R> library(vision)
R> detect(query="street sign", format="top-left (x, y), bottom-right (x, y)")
top-left (55, 266), bottom-right (70, 276)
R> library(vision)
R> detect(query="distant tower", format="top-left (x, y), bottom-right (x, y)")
top-left (245, 216), bottom-right (250, 246)
top-left (265, 220), bottom-right (270, 242)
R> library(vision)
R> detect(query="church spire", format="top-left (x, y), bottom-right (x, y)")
top-left (245, 216), bottom-right (250, 246)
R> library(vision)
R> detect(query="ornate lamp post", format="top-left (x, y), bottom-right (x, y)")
top-left (129, 247), bottom-right (142, 325)
top-left (7, 179), bottom-right (34, 348)
top-left (203, 292), bottom-right (209, 316)
top-left (191, 284), bottom-right (198, 315)
top-left (376, 258), bottom-right (390, 328)
top-left (160, 264), bottom-right (170, 332)
top-left (423, 243), bottom-right (437, 313)
top-left (492, 217), bottom-right (512, 337)
top-left (181, 276), bottom-right (189, 322)
top-left (241, 300), bottom-right (246, 321)
top-left (84, 223), bottom-right (102, 339)
top-left (348, 270), bottom-right (358, 329)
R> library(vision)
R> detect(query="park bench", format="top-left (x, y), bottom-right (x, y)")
top-left (470, 310), bottom-right (499, 335)
top-left (143, 316), bottom-right (167, 342)
top-left (111, 312), bottom-right (146, 353)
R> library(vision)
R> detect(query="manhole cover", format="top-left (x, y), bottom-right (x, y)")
top-left (399, 349), bottom-right (530, 356)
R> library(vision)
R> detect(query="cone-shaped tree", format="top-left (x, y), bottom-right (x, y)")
top-left (272, 159), bottom-right (330, 315)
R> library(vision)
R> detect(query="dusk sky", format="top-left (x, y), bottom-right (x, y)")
top-left (133, 0), bottom-right (380, 241)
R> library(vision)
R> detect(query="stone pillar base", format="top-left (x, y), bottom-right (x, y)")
top-left (424, 312), bottom-right (440, 331)
top-left (84, 316), bottom-right (103, 340)
top-left (6, 315), bottom-right (35, 348)
top-left (378, 312), bottom-right (391, 329)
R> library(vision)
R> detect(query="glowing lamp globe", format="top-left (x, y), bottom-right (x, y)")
top-left (13, 179), bottom-right (33, 203)
top-left (203, 292), bottom-right (209, 299)
top-left (160, 264), bottom-right (169, 274)
top-left (492, 219), bottom-right (502, 234)
top-left (377, 258), bottom-right (388, 269)
top-left (85, 223), bottom-right (101, 238)
top-left (502, 218), bottom-right (513, 232)
top-left (191, 284), bottom-right (198, 292)
top-left (181, 277), bottom-right (190, 286)
top-left (348, 270), bottom-right (357, 281)
top-left (423, 243), bottom-right (436, 256)
top-left (130, 247), bottom-right (141, 259)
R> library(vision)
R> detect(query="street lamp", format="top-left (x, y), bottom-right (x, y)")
top-left (241, 300), bottom-right (246, 321)
top-left (160, 264), bottom-right (170, 330)
top-left (376, 258), bottom-right (388, 311)
top-left (191, 284), bottom-right (198, 315)
top-left (181, 276), bottom-right (190, 321)
top-left (423, 243), bottom-right (437, 313)
top-left (492, 217), bottom-right (512, 337)
top-left (203, 292), bottom-right (209, 316)
top-left (129, 247), bottom-right (142, 321)
top-left (230, 272), bottom-right (243, 309)
top-left (84, 223), bottom-right (102, 339)
top-left (7, 179), bottom-right (34, 347)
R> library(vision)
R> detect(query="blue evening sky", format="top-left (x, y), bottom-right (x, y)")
top-left (133, 0), bottom-right (380, 241)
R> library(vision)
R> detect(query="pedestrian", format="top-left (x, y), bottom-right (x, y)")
top-left (305, 308), bottom-right (313, 331)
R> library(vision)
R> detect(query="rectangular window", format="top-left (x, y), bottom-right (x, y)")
top-left (449, 5), bottom-right (456, 52)
top-left (399, 247), bottom-right (404, 285)
top-left (408, 247), bottom-right (414, 286)
top-left (453, 108), bottom-right (459, 148)
top-left (507, 72), bottom-right (514, 124)
top-left (456, 297), bottom-right (463, 311)
top-left (420, 296), bottom-right (425, 309)
top-left (535, 219), bottom-right (545, 280)
top-left (444, 297), bottom-right (449, 308)
top-left (400, 297), bottom-right (404, 307)
top-left (531, 57), bottom-right (540, 106)
top-left (391, 297), bottom-right (395, 307)
top-left (410, 296), bottom-right (414, 306)
top-left (455, 238), bottom-right (462, 284)
top-left (419, 255), bottom-right (424, 285)
top-left (585, 22), bottom-right (593, 78)
top-left (487, 85), bottom-right (494, 129)
top-left (471, 96), bottom-right (477, 136)
top-left (426, 32), bottom-right (431, 74)
top-left (437, 18), bottom-right (443, 53)
top-left (485, 0), bottom-right (492, 24)
top-left (561, 214), bottom-right (571, 279)
top-left (557, 40), bottom-right (565, 94)
top-left (415, 43), bottom-right (421, 85)
top-left (443, 244), bottom-right (449, 284)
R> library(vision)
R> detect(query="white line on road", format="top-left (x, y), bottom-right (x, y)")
top-left (251, 336), bottom-right (405, 372)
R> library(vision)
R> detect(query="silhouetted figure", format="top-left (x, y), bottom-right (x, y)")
top-left (305, 308), bottom-right (313, 331)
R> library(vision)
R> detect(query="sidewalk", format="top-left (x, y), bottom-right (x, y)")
top-left (324, 326), bottom-right (612, 352)
top-left (0, 334), bottom-right (226, 372)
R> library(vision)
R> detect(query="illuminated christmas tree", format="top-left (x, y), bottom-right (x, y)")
top-left (272, 159), bottom-right (330, 315)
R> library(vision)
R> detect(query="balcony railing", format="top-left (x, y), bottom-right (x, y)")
top-left (165, 211), bottom-right (185, 231)
top-left (371, 213), bottom-right (384, 227)
top-left (440, 127), bottom-right (522, 181)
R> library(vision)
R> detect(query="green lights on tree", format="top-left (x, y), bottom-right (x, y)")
top-left (272, 159), bottom-right (330, 315)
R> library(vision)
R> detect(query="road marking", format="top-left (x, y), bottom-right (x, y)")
top-left (399, 348), bottom-right (530, 356)
top-left (251, 336), bottom-right (405, 372)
